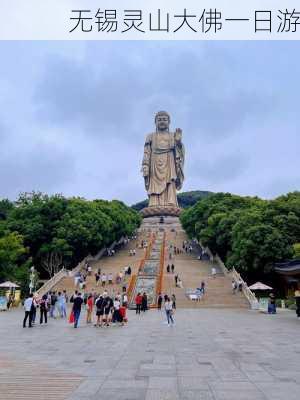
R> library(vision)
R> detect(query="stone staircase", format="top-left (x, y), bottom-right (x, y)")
top-left (52, 234), bottom-right (149, 297)
top-left (162, 229), bottom-right (249, 308)
top-left (51, 223), bottom-right (248, 309)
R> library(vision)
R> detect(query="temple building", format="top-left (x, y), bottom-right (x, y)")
top-left (274, 259), bottom-right (300, 296)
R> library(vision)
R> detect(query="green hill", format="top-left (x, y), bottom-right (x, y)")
top-left (131, 190), bottom-right (213, 211)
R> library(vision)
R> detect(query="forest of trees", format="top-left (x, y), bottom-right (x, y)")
top-left (2, 188), bottom-right (300, 291)
top-left (0, 192), bottom-right (141, 291)
top-left (180, 191), bottom-right (300, 282)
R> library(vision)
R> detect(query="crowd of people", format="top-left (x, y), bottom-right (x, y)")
top-left (22, 288), bottom-right (129, 329)
top-left (23, 290), bottom-right (68, 328)
top-left (94, 266), bottom-right (132, 287)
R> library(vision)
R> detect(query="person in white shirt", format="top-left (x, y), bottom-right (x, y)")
top-left (211, 267), bottom-right (217, 278)
top-left (113, 298), bottom-right (122, 324)
top-left (164, 297), bottom-right (174, 326)
top-left (108, 273), bottom-right (113, 284)
top-left (23, 294), bottom-right (34, 328)
top-left (101, 273), bottom-right (107, 287)
top-left (122, 293), bottom-right (128, 308)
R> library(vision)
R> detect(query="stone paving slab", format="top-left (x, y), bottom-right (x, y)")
top-left (0, 307), bottom-right (299, 399)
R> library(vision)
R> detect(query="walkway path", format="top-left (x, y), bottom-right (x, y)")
top-left (0, 307), bottom-right (299, 399)
top-left (162, 229), bottom-right (248, 308)
top-left (53, 224), bottom-right (248, 309)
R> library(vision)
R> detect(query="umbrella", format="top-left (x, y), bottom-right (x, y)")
top-left (0, 281), bottom-right (20, 288)
top-left (248, 282), bottom-right (273, 290)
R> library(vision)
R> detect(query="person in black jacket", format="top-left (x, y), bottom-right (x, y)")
top-left (95, 295), bottom-right (104, 327)
top-left (40, 294), bottom-right (48, 324)
top-left (103, 296), bottom-right (113, 326)
top-left (73, 293), bottom-right (83, 328)
top-left (157, 293), bottom-right (163, 310)
top-left (141, 292), bottom-right (148, 312)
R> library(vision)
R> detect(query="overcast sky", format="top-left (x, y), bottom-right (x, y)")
top-left (0, 41), bottom-right (298, 205)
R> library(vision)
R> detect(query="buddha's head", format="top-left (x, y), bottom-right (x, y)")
top-left (155, 111), bottom-right (170, 132)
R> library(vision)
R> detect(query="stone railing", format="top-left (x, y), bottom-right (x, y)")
top-left (214, 254), bottom-right (230, 275)
top-left (203, 243), bottom-right (258, 309)
top-left (36, 267), bottom-right (67, 297)
top-left (232, 267), bottom-right (258, 309)
top-left (36, 235), bottom-right (132, 295)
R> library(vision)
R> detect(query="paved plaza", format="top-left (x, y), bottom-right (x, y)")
top-left (0, 307), bottom-right (299, 400)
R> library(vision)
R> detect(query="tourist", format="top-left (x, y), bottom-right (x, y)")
top-left (157, 293), bottom-right (163, 310)
top-left (95, 295), bottom-right (104, 327)
top-left (171, 294), bottom-right (176, 310)
top-left (164, 296), bottom-right (174, 326)
top-left (164, 294), bottom-right (168, 303)
top-left (141, 292), bottom-right (148, 312)
top-left (95, 272), bottom-right (100, 286)
top-left (88, 264), bottom-right (92, 276)
top-left (177, 277), bottom-right (183, 288)
top-left (127, 266), bottom-right (132, 276)
top-left (175, 274), bottom-right (178, 287)
top-left (135, 292), bottom-right (142, 314)
top-left (238, 278), bottom-right (243, 292)
top-left (73, 292), bottom-right (83, 328)
top-left (112, 297), bottom-right (122, 324)
top-left (86, 294), bottom-right (93, 324)
top-left (63, 290), bottom-right (68, 304)
top-left (50, 291), bottom-right (57, 318)
top-left (268, 293), bottom-right (276, 314)
top-left (201, 281), bottom-right (206, 295)
top-left (58, 292), bottom-right (67, 318)
top-left (39, 294), bottom-right (48, 324)
top-left (122, 292), bottom-right (128, 308)
top-left (211, 267), bottom-right (217, 278)
top-left (167, 264), bottom-right (170, 273)
top-left (70, 290), bottom-right (78, 303)
top-left (108, 273), bottom-right (113, 285)
top-left (31, 294), bottom-right (38, 324)
top-left (101, 273), bottom-right (107, 287)
top-left (103, 295), bottom-right (113, 326)
top-left (295, 286), bottom-right (300, 318)
top-left (23, 293), bottom-right (34, 328)
top-left (171, 264), bottom-right (175, 273)
top-left (7, 294), bottom-right (13, 310)
top-left (232, 280), bottom-right (237, 294)
top-left (119, 305), bottom-right (127, 324)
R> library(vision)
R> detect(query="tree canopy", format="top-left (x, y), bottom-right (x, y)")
top-left (0, 192), bottom-right (141, 285)
top-left (180, 191), bottom-right (300, 280)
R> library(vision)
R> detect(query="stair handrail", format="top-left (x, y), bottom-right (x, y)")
top-left (232, 267), bottom-right (258, 308)
top-left (214, 254), bottom-right (230, 274)
top-left (36, 267), bottom-right (67, 297)
top-left (203, 243), bottom-right (258, 309)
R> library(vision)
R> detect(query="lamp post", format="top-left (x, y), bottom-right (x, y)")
top-left (29, 266), bottom-right (35, 294)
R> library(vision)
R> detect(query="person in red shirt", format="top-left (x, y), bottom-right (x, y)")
top-left (86, 294), bottom-right (93, 324)
top-left (135, 292), bottom-right (142, 314)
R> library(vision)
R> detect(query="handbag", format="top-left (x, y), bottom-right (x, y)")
top-left (69, 310), bottom-right (74, 324)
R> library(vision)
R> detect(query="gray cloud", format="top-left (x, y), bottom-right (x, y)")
top-left (0, 41), bottom-right (299, 203)
top-left (0, 141), bottom-right (76, 200)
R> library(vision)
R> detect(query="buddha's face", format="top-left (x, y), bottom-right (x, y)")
top-left (156, 114), bottom-right (170, 131)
